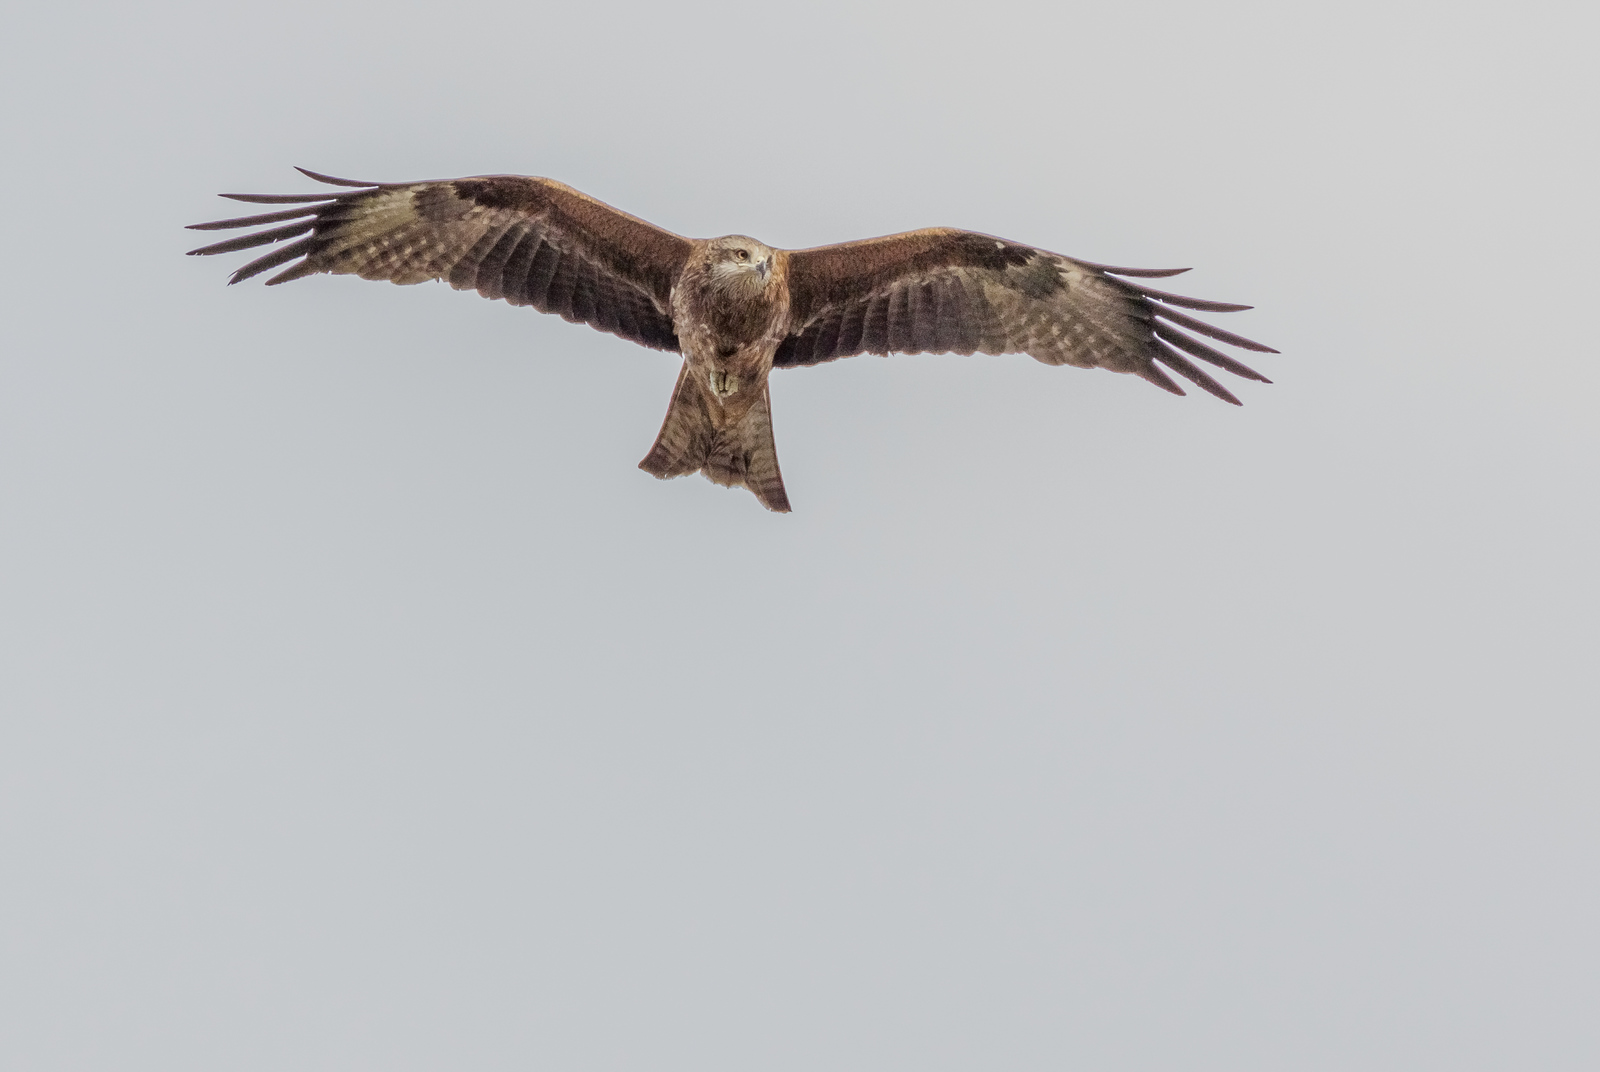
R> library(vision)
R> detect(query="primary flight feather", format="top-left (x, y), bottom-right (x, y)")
top-left (188, 169), bottom-right (1277, 512)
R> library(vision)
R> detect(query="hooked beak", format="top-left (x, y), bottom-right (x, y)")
top-left (757, 257), bottom-right (771, 281)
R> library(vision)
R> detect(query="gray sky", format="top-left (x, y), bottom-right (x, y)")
top-left (2, 1), bottom-right (1596, 1069)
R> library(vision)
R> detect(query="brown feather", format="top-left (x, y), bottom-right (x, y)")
top-left (293, 169), bottom-right (383, 188)
top-left (1152, 343), bottom-right (1243, 405)
top-left (218, 192), bottom-right (342, 204)
top-left (264, 260), bottom-right (321, 286)
top-left (1132, 361), bottom-right (1188, 396)
top-left (1152, 305), bottom-right (1279, 353)
top-left (187, 219), bottom-right (316, 256)
top-left (232, 237), bottom-right (316, 284)
top-left (186, 207), bottom-right (322, 231)
top-left (1072, 260), bottom-right (1192, 278)
top-left (1124, 282), bottom-right (1252, 313)
top-left (1153, 322), bottom-right (1271, 383)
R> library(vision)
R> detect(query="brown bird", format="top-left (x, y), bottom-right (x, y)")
top-left (188, 169), bottom-right (1277, 512)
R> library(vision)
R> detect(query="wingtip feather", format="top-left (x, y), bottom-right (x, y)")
top-left (227, 236), bottom-right (315, 284)
top-left (264, 261), bottom-right (320, 285)
top-left (1078, 260), bottom-right (1193, 279)
top-left (219, 192), bottom-right (343, 204)
top-left (1154, 341), bottom-right (1246, 405)
top-left (1130, 282), bottom-right (1254, 313)
top-left (186, 206), bottom-right (321, 231)
top-left (1151, 306), bottom-right (1279, 354)
top-left (1153, 324), bottom-right (1273, 384)
top-left (294, 167), bottom-right (382, 188)
top-left (1132, 362), bottom-right (1187, 397)
top-left (183, 220), bottom-right (316, 257)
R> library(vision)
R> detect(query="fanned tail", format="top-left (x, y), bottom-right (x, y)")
top-left (639, 366), bottom-right (791, 513)
top-left (703, 385), bottom-right (789, 513)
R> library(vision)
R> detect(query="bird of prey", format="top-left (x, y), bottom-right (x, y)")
top-left (188, 169), bottom-right (1276, 512)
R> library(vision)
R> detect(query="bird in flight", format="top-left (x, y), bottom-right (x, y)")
top-left (189, 169), bottom-right (1276, 512)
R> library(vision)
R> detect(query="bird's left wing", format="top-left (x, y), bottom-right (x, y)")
top-left (777, 228), bottom-right (1276, 403)
top-left (188, 170), bottom-right (692, 352)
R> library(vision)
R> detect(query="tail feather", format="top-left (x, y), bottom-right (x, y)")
top-left (639, 364), bottom-right (715, 480)
top-left (639, 366), bottom-right (792, 513)
top-left (702, 386), bottom-right (790, 513)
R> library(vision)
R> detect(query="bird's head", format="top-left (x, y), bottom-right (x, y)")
top-left (705, 235), bottom-right (775, 295)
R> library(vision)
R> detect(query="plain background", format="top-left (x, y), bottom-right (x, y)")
top-left (2, 2), bottom-right (1595, 1069)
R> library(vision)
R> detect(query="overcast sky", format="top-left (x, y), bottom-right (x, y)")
top-left (2, 2), bottom-right (1596, 1070)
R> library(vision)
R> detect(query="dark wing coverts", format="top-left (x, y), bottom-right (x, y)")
top-left (188, 169), bottom-right (691, 351)
top-left (777, 228), bottom-right (1276, 404)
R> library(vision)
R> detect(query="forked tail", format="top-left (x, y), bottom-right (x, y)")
top-left (638, 365), bottom-right (791, 513)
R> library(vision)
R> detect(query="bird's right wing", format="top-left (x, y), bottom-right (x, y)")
top-left (777, 228), bottom-right (1275, 403)
top-left (188, 170), bottom-right (693, 352)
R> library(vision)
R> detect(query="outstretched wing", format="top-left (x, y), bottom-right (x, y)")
top-left (776, 228), bottom-right (1276, 404)
top-left (187, 169), bottom-right (692, 352)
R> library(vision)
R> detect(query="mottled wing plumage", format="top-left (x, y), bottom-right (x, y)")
top-left (188, 170), bottom-right (691, 351)
top-left (775, 228), bottom-right (1276, 404)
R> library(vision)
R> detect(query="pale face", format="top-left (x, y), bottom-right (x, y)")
top-left (706, 235), bottom-right (774, 291)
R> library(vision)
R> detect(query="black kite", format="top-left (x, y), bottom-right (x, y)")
top-left (189, 170), bottom-right (1277, 512)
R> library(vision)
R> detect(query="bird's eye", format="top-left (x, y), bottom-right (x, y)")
top-left (735, 249), bottom-right (749, 260)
